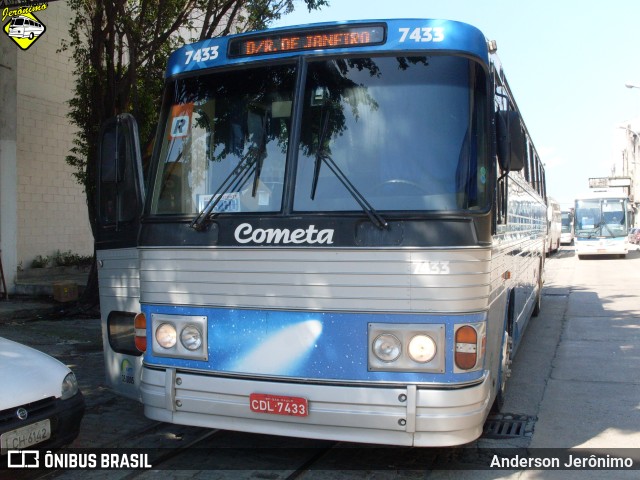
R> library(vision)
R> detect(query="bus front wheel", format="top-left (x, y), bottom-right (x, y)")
top-left (491, 330), bottom-right (512, 413)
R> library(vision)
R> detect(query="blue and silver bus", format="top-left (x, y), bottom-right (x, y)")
top-left (574, 191), bottom-right (630, 259)
top-left (96, 19), bottom-right (547, 447)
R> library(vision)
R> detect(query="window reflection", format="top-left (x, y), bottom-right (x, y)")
top-left (149, 55), bottom-right (490, 217)
top-left (150, 65), bottom-right (296, 215)
top-left (294, 56), bottom-right (489, 212)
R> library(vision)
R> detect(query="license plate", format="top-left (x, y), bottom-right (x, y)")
top-left (249, 393), bottom-right (308, 417)
top-left (1, 419), bottom-right (51, 453)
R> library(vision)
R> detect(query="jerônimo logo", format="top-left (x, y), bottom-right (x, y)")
top-left (2, 1), bottom-right (49, 51)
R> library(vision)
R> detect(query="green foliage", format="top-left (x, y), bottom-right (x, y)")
top-left (30, 251), bottom-right (94, 268)
top-left (60, 0), bottom-right (328, 237)
top-left (31, 255), bottom-right (50, 269)
top-left (53, 250), bottom-right (94, 267)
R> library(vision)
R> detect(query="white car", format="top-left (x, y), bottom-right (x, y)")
top-left (0, 337), bottom-right (84, 453)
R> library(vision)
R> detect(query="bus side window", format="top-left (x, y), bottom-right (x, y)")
top-left (496, 174), bottom-right (507, 226)
top-left (98, 115), bottom-right (144, 227)
top-left (115, 121), bottom-right (140, 222)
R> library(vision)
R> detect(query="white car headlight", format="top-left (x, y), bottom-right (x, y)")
top-left (61, 372), bottom-right (79, 400)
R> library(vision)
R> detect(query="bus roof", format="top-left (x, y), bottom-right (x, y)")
top-left (166, 18), bottom-right (490, 78)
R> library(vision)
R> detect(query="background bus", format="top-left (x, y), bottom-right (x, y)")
top-left (574, 191), bottom-right (630, 258)
top-left (560, 209), bottom-right (574, 245)
top-left (96, 18), bottom-right (547, 447)
top-left (547, 197), bottom-right (561, 254)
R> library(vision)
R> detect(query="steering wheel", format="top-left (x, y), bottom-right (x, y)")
top-left (375, 179), bottom-right (428, 193)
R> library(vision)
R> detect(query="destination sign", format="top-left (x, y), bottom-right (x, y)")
top-left (228, 25), bottom-right (385, 58)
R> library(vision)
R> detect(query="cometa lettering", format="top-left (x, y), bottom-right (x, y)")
top-left (234, 223), bottom-right (334, 245)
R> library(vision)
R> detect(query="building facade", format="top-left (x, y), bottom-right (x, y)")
top-left (616, 120), bottom-right (640, 227)
top-left (1, 2), bottom-right (93, 293)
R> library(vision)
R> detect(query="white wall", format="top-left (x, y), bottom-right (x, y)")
top-left (15, 3), bottom-right (93, 271)
top-left (0, 28), bottom-right (18, 291)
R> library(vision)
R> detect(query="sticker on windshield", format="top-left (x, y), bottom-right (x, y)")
top-left (198, 192), bottom-right (241, 213)
top-left (168, 103), bottom-right (194, 139)
top-left (480, 166), bottom-right (487, 185)
top-left (2, 8), bottom-right (47, 51)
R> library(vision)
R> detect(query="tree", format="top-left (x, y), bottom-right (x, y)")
top-left (61, 0), bottom-right (327, 304)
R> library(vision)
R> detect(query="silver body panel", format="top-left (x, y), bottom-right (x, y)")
top-left (140, 247), bottom-right (495, 313)
top-left (136, 236), bottom-right (542, 446)
top-left (98, 247), bottom-right (143, 400)
top-left (141, 367), bottom-right (491, 447)
top-left (575, 238), bottom-right (628, 256)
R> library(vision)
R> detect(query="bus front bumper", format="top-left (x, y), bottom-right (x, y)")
top-left (140, 367), bottom-right (492, 447)
top-left (575, 238), bottom-right (628, 255)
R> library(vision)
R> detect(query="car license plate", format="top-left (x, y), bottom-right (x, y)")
top-left (249, 393), bottom-right (308, 417)
top-left (1, 419), bottom-right (51, 453)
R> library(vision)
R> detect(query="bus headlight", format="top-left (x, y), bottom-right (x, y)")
top-left (408, 335), bottom-right (437, 363)
top-left (155, 323), bottom-right (177, 349)
top-left (372, 334), bottom-right (402, 362)
top-left (368, 323), bottom-right (445, 372)
top-left (180, 325), bottom-right (203, 351)
top-left (151, 314), bottom-right (208, 361)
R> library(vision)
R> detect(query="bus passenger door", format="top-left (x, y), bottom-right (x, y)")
top-left (96, 114), bottom-right (145, 400)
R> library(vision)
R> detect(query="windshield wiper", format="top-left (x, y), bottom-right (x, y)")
top-left (576, 225), bottom-right (598, 238)
top-left (314, 150), bottom-right (388, 230)
top-left (190, 146), bottom-right (263, 231)
top-left (191, 109), bottom-right (269, 231)
top-left (600, 221), bottom-right (616, 238)
top-left (310, 112), bottom-right (388, 230)
top-left (311, 111), bottom-right (330, 200)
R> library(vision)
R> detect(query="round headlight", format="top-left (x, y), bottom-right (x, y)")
top-left (180, 325), bottom-right (203, 351)
top-left (372, 334), bottom-right (402, 362)
top-left (61, 372), bottom-right (79, 400)
top-left (408, 334), bottom-right (437, 363)
top-left (155, 323), bottom-right (177, 349)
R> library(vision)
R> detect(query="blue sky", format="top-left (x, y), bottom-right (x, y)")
top-left (274, 0), bottom-right (640, 208)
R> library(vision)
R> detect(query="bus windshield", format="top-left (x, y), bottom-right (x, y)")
top-left (575, 198), bottom-right (627, 238)
top-left (561, 211), bottom-right (572, 232)
top-left (150, 55), bottom-right (489, 216)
